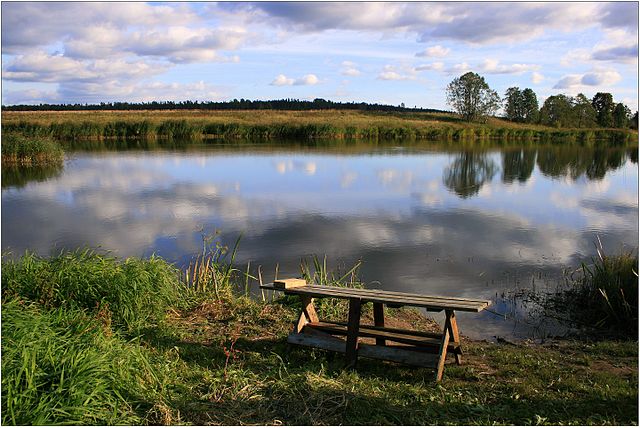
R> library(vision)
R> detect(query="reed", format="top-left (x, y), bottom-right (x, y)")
top-left (1, 133), bottom-right (64, 166)
top-left (565, 241), bottom-right (638, 336)
top-left (182, 231), bottom-right (242, 299)
top-left (2, 110), bottom-right (636, 144)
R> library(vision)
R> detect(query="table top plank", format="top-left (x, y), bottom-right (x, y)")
top-left (260, 283), bottom-right (490, 312)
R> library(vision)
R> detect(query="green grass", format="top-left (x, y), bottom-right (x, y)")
top-left (2, 249), bottom-right (637, 425)
top-left (2, 110), bottom-right (637, 145)
top-left (1, 132), bottom-right (64, 165)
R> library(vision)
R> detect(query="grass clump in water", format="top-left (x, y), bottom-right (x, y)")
top-left (559, 242), bottom-right (638, 337)
top-left (1, 132), bottom-right (64, 166)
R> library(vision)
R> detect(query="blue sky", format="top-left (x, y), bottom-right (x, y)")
top-left (1, 2), bottom-right (638, 110)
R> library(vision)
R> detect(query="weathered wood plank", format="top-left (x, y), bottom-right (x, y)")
top-left (307, 322), bottom-right (460, 350)
top-left (261, 283), bottom-right (490, 306)
top-left (260, 283), bottom-right (490, 312)
top-left (302, 296), bottom-right (319, 323)
top-left (358, 343), bottom-right (438, 368)
top-left (314, 320), bottom-right (444, 340)
top-left (273, 278), bottom-right (307, 289)
top-left (287, 333), bottom-right (438, 368)
top-left (435, 319), bottom-right (451, 382)
top-left (345, 298), bottom-right (362, 368)
top-left (287, 332), bottom-right (346, 353)
top-left (299, 285), bottom-right (490, 306)
top-left (373, 302), bottom-right (385, 346)
top-left (446, 309), bottom-right (462, 365)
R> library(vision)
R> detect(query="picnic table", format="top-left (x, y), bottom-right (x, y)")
top-left (260, 280), bottom-right (491, 381)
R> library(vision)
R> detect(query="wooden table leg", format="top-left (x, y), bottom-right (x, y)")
top-left (445, 310), bottom-right (462, 365)
top-left (294, 296), bottom-right (319, 333)
top-left (435, 314), bottom-right (451, 382)
top-left (373, 302), bottom-right (385, 346)
top-left (345, 298), bottom-right (362, 369)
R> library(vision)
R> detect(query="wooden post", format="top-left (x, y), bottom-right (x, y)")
top-left (373, 302), bottom-right (386, 346)
top-left (445, 310), bottom-right (462, 365)
top-left (345, 298), bottom-right (362, 369)
top-left (295, 296), bottom-right (319, 333)
top-left (435, 316), bottom-right (451, 382)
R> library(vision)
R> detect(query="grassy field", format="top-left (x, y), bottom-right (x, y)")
top-left (2, 249), bottom-right (637, 425)
top-left (2, 109), bottom-right (636, 144)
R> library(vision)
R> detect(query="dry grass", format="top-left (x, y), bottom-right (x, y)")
top-left (1, 109), bottom-right (554, 130)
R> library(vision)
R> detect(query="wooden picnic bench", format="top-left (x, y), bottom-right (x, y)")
top-left (260, 280), bottom-right (491, 381)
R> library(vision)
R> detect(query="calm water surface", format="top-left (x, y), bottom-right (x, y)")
top-left (2, 143), bottom-right (638, 339)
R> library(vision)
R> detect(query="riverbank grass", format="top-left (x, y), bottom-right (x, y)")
top-left (2, 250), bottom-right (637, 425)
top-left (3, 110), bottom-right (637, 144)
top-left (1, 132), bottom-right (64, 166)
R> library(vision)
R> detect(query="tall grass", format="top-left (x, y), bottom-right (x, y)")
top-left (566, 242), bottom-right (638, 336)
top-left (2, 249), bottom-right (181, 333)
top-left (182, 231), bottom-right (243, 299)
top-left (2, 110), bottom-right (637, 144)
top-left (2, 300), bottom-right (139, 425)
top-left (273, 255), bottom-right (365, 320)
top-left (1, 132), bottom-right (64, 165)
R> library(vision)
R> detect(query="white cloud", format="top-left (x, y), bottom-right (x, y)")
top-left (271, 74), bottom-right (295, 86)
top-left (592, 43), bottom-right (638, 63)
top-left (378, 71), bottom-right (406, 81)
top-left (445, 62), bottom-right (472, 75)
top-left (271, 74), bottom-right (320, 86)
top-left (296, 74), bottom-right (319, 85)
top-left (478, 59), bottom-right (540, 75)
top-left (3, 52), bottom-right (167, 83)
top-left (233, 2), bottom-right (638, 45)
top-left (532, 72), bottom-right (545, 84)
top-left (416, 45), bottom-right (450, 58)
top-left (377, 64), bottom-right (416, 81)
top-left (1, 2), bottom-right (199, 53)
top-left (553, 69), bottom-right (622, 89)
top-left (415, 62), bottom-right (444, 72)
top-left (341, 61), bottom-right (361, 76)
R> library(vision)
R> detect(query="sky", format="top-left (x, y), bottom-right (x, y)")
top-left (1, 1), bottom-right (638, 111)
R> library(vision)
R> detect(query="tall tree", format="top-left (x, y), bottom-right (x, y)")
top-left (446, 72), bottom-right (501, 122)
top-left (592, 92), bottom-right (615, 127)
top-left (504, 87), bottom-right (524, 122)
top-left (521, 88), bottom-right (539, 124)
top-left (613, 103), bottom-right (631, 128)
top-left (539, 95), bottom-right (574, 128)
top-left (572, 94), bottom-right (597, 128)
top-left (631, 111), bottom-right (639, 130)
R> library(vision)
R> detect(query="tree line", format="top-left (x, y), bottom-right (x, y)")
top-left (446, 72), bottom-right (638, 129)
top-left (1, 98), bottom-right (445, 114)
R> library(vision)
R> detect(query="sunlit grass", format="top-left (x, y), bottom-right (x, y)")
top-left (1, 132), bottom-right (64, 165)
top-left (2, 110), bottom-right (636, 144)
top-left (1, 246), bottom-right (637, 425)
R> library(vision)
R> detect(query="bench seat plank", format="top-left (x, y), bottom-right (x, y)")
top-left (287, 332), bottom-right (439, 368)
top-left (261, 283), bottom-right (490, 312)
top-left (305, 321), bottom-right (460, 350)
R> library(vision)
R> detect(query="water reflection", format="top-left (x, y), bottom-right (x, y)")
top-left (2, 143), bottom-right (637, 339)
top-left (501, 149), bottom-right (536, 184)
top-left (2, 162), bottom-right (64, 189)
top-left (536, 147), bottom-right (628, 181)
top-left (443, 151), bottom-right (497, 198)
